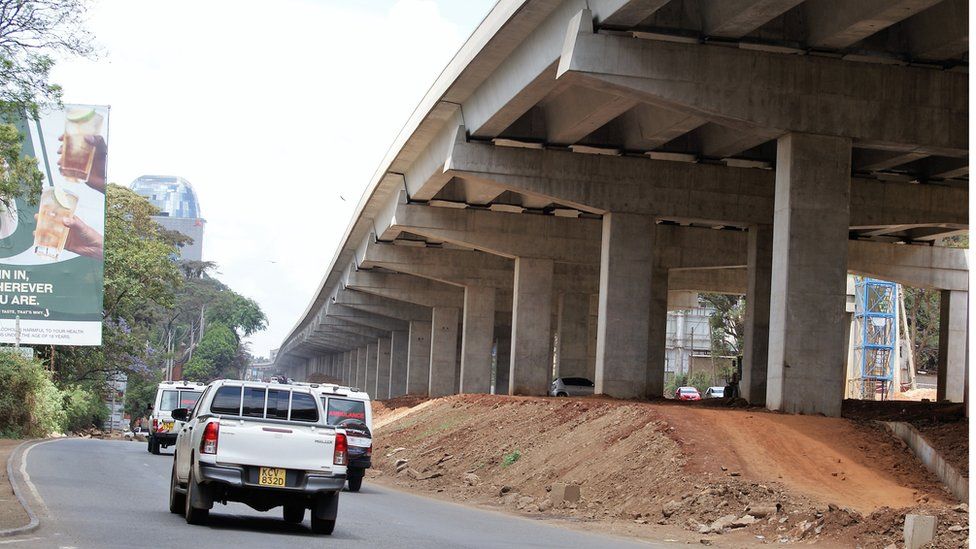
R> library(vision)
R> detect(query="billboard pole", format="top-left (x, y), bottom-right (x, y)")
top-left (14, 315), bottom-right (20, 349)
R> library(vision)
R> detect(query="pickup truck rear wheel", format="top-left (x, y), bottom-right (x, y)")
top-left (184, 469), bottom-right (209, 525)
top-left (169, 461), bottom-right (185, 514)
top-left (347, 473), bottom-right (363, 492)
top-left (310, 517), bottom-right (336, 535)
top-left (282, 505), bottom-right (305, 523)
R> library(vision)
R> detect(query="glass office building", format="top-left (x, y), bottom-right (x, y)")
top-left (130, 175), bottom-right (206, 261)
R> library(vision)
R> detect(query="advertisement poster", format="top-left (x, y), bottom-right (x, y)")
top-left (0, 104), bottom-right (108, 346)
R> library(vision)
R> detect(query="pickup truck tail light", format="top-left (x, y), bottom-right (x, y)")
top-left (333, 433), bottom-right (347, 466)
top-left (152, 418), bottom-right (158, 432)
top-left (200, 422), bottom-right (219, 455)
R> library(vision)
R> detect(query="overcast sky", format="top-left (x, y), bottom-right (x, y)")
top-left (51, 0), bottom-right (497, 358)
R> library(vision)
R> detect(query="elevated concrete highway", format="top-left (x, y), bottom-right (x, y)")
top-left (276, 0), bottom-right (968, 416)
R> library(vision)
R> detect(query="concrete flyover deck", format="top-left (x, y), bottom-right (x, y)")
top-left (277, 0), bottom-right (968, 417)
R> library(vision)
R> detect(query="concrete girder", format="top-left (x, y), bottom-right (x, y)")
top-left (557, 11), bottom-right (967, 156)
top-left (697, 124), bottom-right (776, 159)
top-left (594, 0), bottom-right (670, 28)
top-left (848, 239), bottom-right (969, 291)
top-left (912, 156), bottom-right (969, 181)
top-left (444, 130), bottom-right (968, 228)
top-left (380, 196), bottom-right (602, 264)
top-left (853, 149), bottom-right (930, 172)
top-left (803, 0), bottom-right (942, 50)
top-left (669, 267), bottom-right (748, 294)
top-left (542, 85), bottom-right (638, 145)
top-left (314, 316), bottom-right (389, 340)
top-left (334, 288), bottom-right (432, 323)
top-left (343, 267), bottom-right (464, 309)
top-left (618, 103), bottom-right (705, 151)
top-left (356, 235), bottom-right (601, 295)
top-left (900, 0), bottom-right (968, 60)
top-left (700, 0), bottom-right (806, 38)
top-left (320, 303), bottom-right (409, 333)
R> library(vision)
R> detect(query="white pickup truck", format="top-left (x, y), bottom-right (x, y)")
top-left (168, 380), bottom-right (347, 535)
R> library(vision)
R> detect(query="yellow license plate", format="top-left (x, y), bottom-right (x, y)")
top-left (162, 421), bottom-right (174, 431)
top-left (258, 467), bottom-right (287, 487)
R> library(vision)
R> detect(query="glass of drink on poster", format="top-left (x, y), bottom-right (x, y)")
top-left (60, 107), bottom-right (104, 182)
top-left (34, 187), bottom-right (78, 259)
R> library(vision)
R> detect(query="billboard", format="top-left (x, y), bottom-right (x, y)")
top-left (0, 105), bottom-right (108, 346)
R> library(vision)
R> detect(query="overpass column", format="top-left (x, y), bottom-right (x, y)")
top-left (460, 286), bottom-right (496, 393)
top-left (767, 133), bottom-right (851, 417)
top-left (364, 342), bottom-right (378, 398)
top-left (742, 224), bottom-right (773, 404)
top-left (390, 330), bottom-right (409, 397)
top-left (346, 350), bottom-right (353, 385)
top-left (509, 258), bottom-right (554, 395)
top-left (429, 306), bottom-right (461, 397)
top-left (595, 212), bottom-right (665, 399)
top-left (407, 320), bottom-right (432, 395)
top-left (556, 293), bottom-right (592, 379)
top-left (356, 346), bottom-right (367, 389)
top-left (376, 337), bottom-right (392, 399)
top-left (494, 326), bottom-right (511, 394)
top-left (937, 290), bottom-right (968, 403)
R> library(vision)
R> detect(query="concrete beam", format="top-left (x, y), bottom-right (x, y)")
top-left (594, 0), bottom-right (669, 28)
top-left (848, 240), bottom-right (969, 291)
top-left (697, 124), bottom-right (776, 159)
top-left (344, 266), bottom-right (464, 309)
top-left (902, 0), bottom-right (968, 60)
top-left (542, 86), bottom-right (637, 144)
top-left (334, 288), bottom-right (432, 323)
top-left (618, 103), bottom-right (705, 151)
top-left (380, 195), bottom-right (602, 264)
top-left (701, 0), bottom-right (805, 38)
top-left (321, 303), bottom-right (409, 333)
top-left (558, 14), bottom-right (967, 155)
top-left (853, 149), bottom-right (930, 172)
top-left (445, 132), bottom-right (968, 228)
top-left (357, 237), bottom-right (514, 288)
top-left (803, 0), bottom-right (941, 50)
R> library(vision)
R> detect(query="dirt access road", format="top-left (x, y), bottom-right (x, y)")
top-left (370, 394), bottom-right (968, 548)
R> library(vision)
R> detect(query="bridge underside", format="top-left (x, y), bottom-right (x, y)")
top-left (278, 0), bottom-right (968, 416)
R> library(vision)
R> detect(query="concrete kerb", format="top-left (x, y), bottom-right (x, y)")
top-left (0, 439), bottom-right (40, 537)
top-left (882, 421), bottom-right (968, 503)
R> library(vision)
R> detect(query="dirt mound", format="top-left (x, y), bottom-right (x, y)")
top-left (371, 394), bottom-right (965, 547)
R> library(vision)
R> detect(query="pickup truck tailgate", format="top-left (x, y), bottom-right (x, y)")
top-left (215, 419), bottom-right (337, 472)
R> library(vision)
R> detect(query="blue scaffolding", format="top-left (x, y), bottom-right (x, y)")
top-left (852, 278), bottom-right (898, 400)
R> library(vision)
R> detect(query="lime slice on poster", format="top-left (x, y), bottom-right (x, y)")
top-left (65, 107), bottom-right (96, 123)
top-left (54, 187), bottom-right (75, 209)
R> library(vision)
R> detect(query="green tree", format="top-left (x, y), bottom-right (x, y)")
top-left (699, 293), bottom-right (745, 357)
top-left (208, 291), bottom-right (267, 338)
top-left (182, 323), bottom-right (237, 382)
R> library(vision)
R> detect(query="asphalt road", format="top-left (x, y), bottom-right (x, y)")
top-left (7, 438), bottom-right (665, 548)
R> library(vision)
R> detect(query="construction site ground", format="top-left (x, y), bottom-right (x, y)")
top-left (369, 394), bottom-right (969, 548)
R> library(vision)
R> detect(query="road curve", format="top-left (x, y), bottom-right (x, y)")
top-left (9, 438), bottom-right (664, 548)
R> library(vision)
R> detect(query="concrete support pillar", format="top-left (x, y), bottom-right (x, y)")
top-left (344, 351), bottom-right (353, 385)
top-left (460, 286), bottom-right (496, 393)
top-left (429, 306), bottom-right (460, 397)
top-left (937, 290), bottom-right (968, 403)
top-left (389, 330), bottom-right (409, 398)
top-left (407, 320), bottom-right (432, 395)
top-left (355, 347), bottom-right (367, 390)
top-left (556, 293), bottom-right (591, 379)
top-left (509, 257), bottom-right (554, 395)
top-left (767, 133), bottom-right (851, 417)
top-left (742, 224), bottom-right (773, 404)
top-left (364, 343), bottom-right (378, 398)
top-left (595, 212), bottom-right (663, 399)
top-left (376, 337), bottom-right (392, 400)
top-left (494, 328), bottom-right (511, 394)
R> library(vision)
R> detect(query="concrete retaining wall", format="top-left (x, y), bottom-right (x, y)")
top-left (883, 421), bottom-right (968, 503)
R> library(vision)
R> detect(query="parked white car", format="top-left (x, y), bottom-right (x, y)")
top-left (168, 380), bottom-right (348, 534)
top-left (148, 381), bottom-right (206, 454)
top-left (307, 384), bottom-right (372, 492)
top-left (549, 377), bottom-right (595, 397)
top-left (703, 386), bottom-right (725, 399)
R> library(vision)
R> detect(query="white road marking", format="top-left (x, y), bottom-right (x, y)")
top-left (0, 537), bottom-right (43, 544)
top-left (19, 439), bottom-right (62, 516)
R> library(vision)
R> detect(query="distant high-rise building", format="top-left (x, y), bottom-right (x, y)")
top-left (130, 175), bottom-right (206, 261)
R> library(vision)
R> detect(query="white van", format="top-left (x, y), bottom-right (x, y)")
top-left (302, 383), bottom-right (372, 492)
top-left (148, 381), bottom-right (206, 454)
